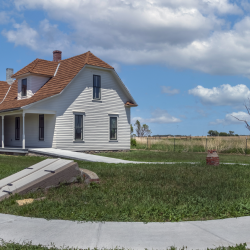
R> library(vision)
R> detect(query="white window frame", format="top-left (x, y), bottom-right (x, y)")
top-left (73, 111), bottom-right (85, 143)
top-left (109, 114), bottom-right (119, 142)
top-left (93, 75), bottom-right (101, 100)
top-left (21, 78), bottom-right (28, 98)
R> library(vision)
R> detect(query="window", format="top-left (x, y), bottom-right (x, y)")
top-left (15, 117), bottom-right (20, 140)
top-left (110, 117), bottom-right (117, 140)
top-left (39, 115), bottom-right (44, 141)
top-left (93, 75), bottom-right (101, 99)
top-left (21, 79), bottom-right (27, 97)
top-left (75, 115), bottom-right (83, 140)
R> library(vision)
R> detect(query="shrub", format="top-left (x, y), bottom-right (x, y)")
top-left (131, 138), bottom-right (137, 147)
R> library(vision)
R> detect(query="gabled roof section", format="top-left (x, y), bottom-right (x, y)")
top-left (0, 81), bottom-right (10, 103)
top-left (125, 101), bottom-right (137, 107)
top-left (0, 51), bottom-right (134, 113)
top-left (12, 59), bottom-right (59, 78)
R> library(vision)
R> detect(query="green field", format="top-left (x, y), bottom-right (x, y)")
top-left (97, 150), bottom-right (250, 163)
top-left (1, 154), bottom-right (250, 222)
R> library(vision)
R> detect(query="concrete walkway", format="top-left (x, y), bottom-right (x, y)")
top-left (29, 148), bottom-right (250, 165)
top-left (0, 213), bottom-right (249, 249)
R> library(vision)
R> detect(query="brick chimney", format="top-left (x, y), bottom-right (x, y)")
top-left (53, 50), bottom-right (62, 62)
top-left (6, 68), bottom-right (13, 81)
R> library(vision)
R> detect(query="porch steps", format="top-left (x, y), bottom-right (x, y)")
top-left (0, 148), bottom-right (28, 154)
top-left (0, 158), bottom-right (80, 201)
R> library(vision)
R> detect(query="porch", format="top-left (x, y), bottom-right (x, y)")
top-left (0, 109), bottom-right (56, 150)
top-left (0, 147), bottom-right (28, 155)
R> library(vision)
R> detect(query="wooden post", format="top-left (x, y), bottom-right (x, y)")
top-left (174, 136), bottom-right (175, 152)
top-left (246, 137), bottom-right (247, 155)
top-left (22, 113), bottom-right (25, 149)
top-left (1, 116), bottom-right (4, 148)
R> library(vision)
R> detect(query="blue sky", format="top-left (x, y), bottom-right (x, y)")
top-left (1, 0), bottom-right (250, 136)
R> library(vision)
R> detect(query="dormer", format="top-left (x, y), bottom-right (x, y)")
top-left (16, 74), bottom-right (51, 100)
top-left (11, 51), bottom-right (61, 100)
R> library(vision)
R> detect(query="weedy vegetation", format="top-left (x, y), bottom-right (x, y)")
top-left (0, 240), bottom-right (248, 250)
top-left (132, 136), bottom-right (250, 154)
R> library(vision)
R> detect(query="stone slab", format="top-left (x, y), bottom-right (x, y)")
top-left (0, 158), bottom-right (59, 189)
top-left (0, 159), bottom-right (80, 201)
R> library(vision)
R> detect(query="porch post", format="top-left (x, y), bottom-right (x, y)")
top-left (1, 116), bottom-right (4, 148)
top-left (22, 113), bottom-right (25, 149)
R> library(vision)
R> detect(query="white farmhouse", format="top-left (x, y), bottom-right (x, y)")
top-left (0, 51), bottom-right (137, 151)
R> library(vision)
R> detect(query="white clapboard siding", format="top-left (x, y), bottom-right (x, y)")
top-left (30, 67), bottom-right (132, 151)
top-left (0, 116), bottom-right (2, 144)
top-left (4, 115), bottom-right (22, 147)
top-left (25, 114), bottom-right (55, 148)
top-left (4, 114), bottom-right (55, 148)
top-left (18, 76), bottom-right (50, 100)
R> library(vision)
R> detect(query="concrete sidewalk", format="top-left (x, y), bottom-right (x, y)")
top-left (0, 213), bottom-right (249, 249)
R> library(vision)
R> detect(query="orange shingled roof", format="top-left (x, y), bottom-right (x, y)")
top-left (0, 81), bottom-right (10, 103)
top-left (125, 101), bottom-right (137, 106)
top-left (12, 59), bottom-right (59, 78)
top-left (0, 51), bottom-right (114, 112)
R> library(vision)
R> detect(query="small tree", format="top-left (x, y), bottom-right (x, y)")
top-left (219, 132), bottom-right (228, 136)
top-left (130, 124), bottom-right (133, 136)
top-left (208, 130), bottom-right (219, 136)
top-left (134, 120), bottom-right (151, 137)
top-left (232, 99), bottom-right (250, 131)
top-left (229, 131), bottom-right (234, 136)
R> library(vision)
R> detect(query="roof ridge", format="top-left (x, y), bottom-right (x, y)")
top-left (60, 52), bottom-right (89, 62)
top-left (29, 58), bottom-right (39, 72)
top-left (88, 51), bottom-right (114, 69)
top-left (84, 51), bottom-right (90, 65)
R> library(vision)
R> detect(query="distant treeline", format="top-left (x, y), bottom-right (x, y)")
top-left (150, 130), bottom-right (248, 137)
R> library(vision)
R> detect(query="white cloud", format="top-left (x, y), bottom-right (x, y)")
top-left (161, 86), bottom-right (180, 95)
top-left (2, 19), bottom-right (70, 53)
top-left (0, 11), bottom-right (11, 24)
top-left (189, 84), bottom-right (250, 106)
top-left (2, 21), bottom-right (38, 50)
top-left (2, 0), bottom-right (250, 77)
top-left (210, 111), bottom-right (250, 125)
top-left (132, 109), bottom-right (181, 124)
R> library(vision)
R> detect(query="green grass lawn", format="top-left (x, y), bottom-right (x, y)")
top-left (96, 150), bottom-right (250, 163)
top-left (1, 154), bottom-right (250, 222)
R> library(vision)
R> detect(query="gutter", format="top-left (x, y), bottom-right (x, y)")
top-left (0, 108), bottom-right (20, 114)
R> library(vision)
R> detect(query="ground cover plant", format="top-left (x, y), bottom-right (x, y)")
top-left (133, 137), bottom-right (250, 154)
top-left (0, 240), bottom-right (248, 250)
top-left (96, 150), bottom-right (250, 163)
top-left (1, 155), bottom-right (250, 222)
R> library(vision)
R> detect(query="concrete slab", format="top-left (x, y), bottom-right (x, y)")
top-left (0, 159), bottom-right (59, 189)
top-left (0, 159), bottom-right (81, 201)
top-left (0, 214), bottom-right (249, 249)
top-left (29, 148), bottom-right (133, 164)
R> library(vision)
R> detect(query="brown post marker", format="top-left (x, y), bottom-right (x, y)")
top-left (206, 150), bottom-right (219, 166)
